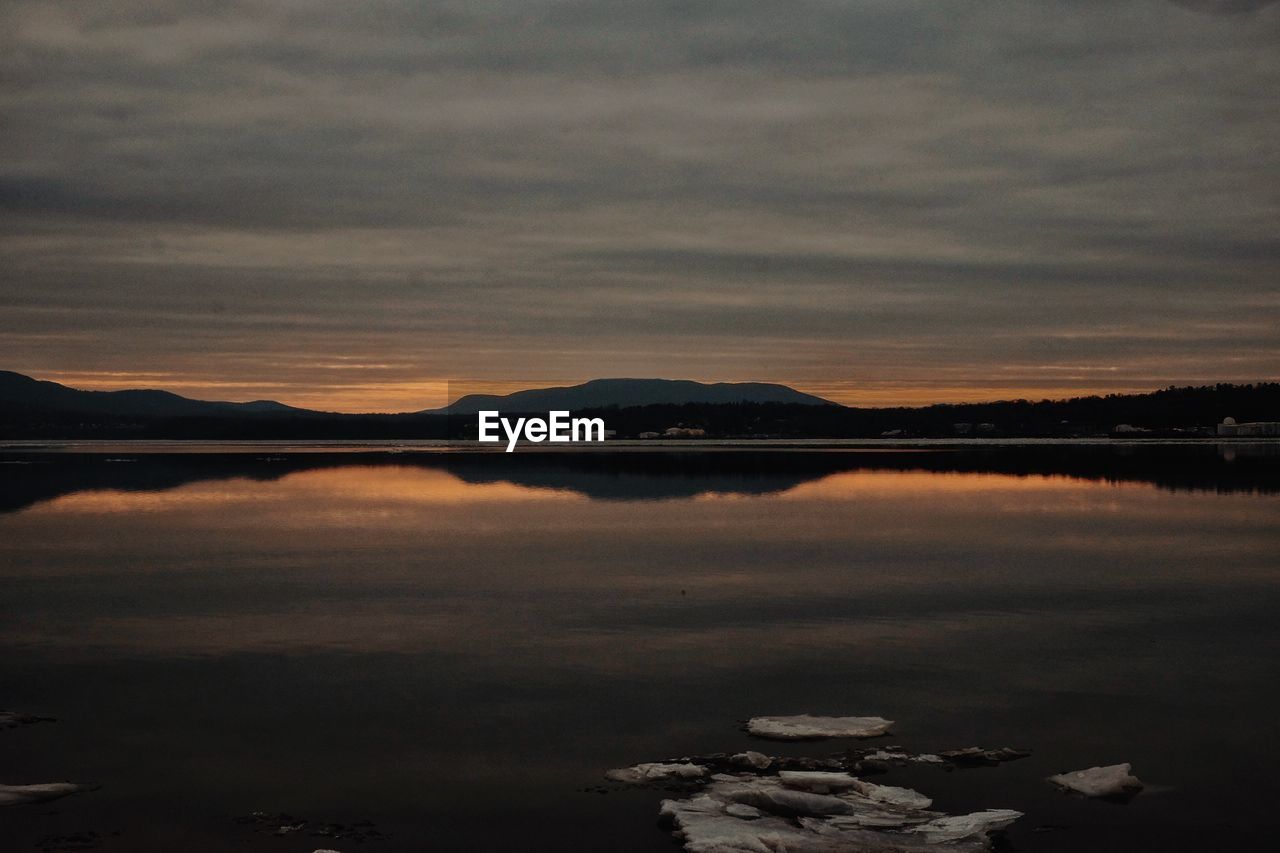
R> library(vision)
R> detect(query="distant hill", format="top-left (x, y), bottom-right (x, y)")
top-left (431, 378), bottom-right (836, 414)
top-left (1, 369), bottom-right (1275, 441)
top-left (0, 370), bottom-right (306, 418)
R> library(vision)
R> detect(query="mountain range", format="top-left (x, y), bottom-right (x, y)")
top-left (430, 378), bottom-right (835, 414)
top-left (1, 370), bottom-right (1275, 440)
top-left (0, 370), bottom-right (307, 418)
top-left (0, 372), bottom-right (833, 417)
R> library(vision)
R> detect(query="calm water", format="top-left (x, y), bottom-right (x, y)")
top-left (2, 445), bottom-right (1278, 851)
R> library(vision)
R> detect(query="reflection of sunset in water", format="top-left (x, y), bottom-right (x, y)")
top-left (772, 468), bottom-right (1136, 498)
top-left (4, 460), bottom-right (1276, 655)
top-left (38, 465), bottom-right (582, 516)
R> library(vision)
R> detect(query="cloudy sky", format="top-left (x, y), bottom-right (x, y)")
top-left (2, 0), bottom-right (1277, 411)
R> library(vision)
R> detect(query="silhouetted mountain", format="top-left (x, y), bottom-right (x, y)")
top-left (0, 370), bottom-right (308, 418)
top-left (0, 370), bottom-right (1276, 440)
top-left (430, 378), bottom-right (835, 414)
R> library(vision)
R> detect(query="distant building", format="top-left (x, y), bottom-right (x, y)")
top-left (1218, 417), bottom-right (1280, 437)
top-left (663, 427), bottom-right (706, 438)
top-left (1113, 424), bottom-right (1149, 434)
top-left (638, 431), bottom-right (661, 439)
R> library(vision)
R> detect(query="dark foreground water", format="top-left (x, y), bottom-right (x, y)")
top-left (2, 443), bottom-right (1278, 851)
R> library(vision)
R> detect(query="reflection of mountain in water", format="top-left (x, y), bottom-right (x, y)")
top-left (1, 443), bottom-right (1277, 514)
top-left (440, 451), bottom-right (866, 500)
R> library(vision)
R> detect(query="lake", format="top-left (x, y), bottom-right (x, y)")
top-left (2, 443), bottom-right (1278, 851)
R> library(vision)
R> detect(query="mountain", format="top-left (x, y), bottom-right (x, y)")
top-left (430, 378), bottom-right (837, 414)
top-left (2, 369), bottom-right (1273, 441)
top-left (0, 370), bottom-right (307, 418)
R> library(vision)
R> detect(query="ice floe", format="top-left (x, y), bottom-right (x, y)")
top-left (606, 762), bottom-right (707, 784)
top-left (1048, 763), bottom-right (1144, 798)
top-left (777, 771), bottom-right (933, 810)
top-left (730, 751), bottom-right (772, 769)
top-left (747, 714), bottom-right (894, 740)
top-left (614, 713), bottom-right (1023, 852)
top-left (939, 747), bottom-right (1031, 766)
top-left (904, 810), bottom-right (1024, 844)
top-left (659, 775), bottom-right (1019, 852)
top-left (0, 782), bottom-right (97, 807)
top-left (864, 749), bottom-right (945, 765)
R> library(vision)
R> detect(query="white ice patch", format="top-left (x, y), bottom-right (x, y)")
top-left (606, 762), bottom-right (707, 784)
top-left (940, 747), bottom-right (1031, 765)
top-left (1048, 763), bottom-right (1144, 798)
top-left (661, 775), bottom-right (1019, 853)
top-left (865, 750), bottom-right (946, 764)
top-left (777, 771), bottom-right (863, 793)
top-left (781, 772), bottom-right (934, 811)
top-left (730, 751), bottom-right (772, 769)
top-left (746, 714), bottom-right (893, 740)
top-left (905, 810), bottom-right (1024, 843)
top-left (0, 782), bottom-right (96, 807)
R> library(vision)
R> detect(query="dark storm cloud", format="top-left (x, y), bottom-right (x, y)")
top-left (1, 1), bottom-right (1277, 409)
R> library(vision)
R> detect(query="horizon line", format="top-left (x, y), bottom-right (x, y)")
top-left (5, 369), bottom-right (1276, 416)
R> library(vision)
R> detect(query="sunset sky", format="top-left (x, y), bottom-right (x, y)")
top-left (2, 1), bottom-right (1277, 412)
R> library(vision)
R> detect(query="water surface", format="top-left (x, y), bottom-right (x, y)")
top-left (2, 445), bottom-right (1278, 851)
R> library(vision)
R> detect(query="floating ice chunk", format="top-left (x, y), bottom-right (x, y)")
top-left (728, 784), bottom-right (858, 817)
top-left (606, 762), bottom-right (707, 784)
top-left (747, 715), bottom-right (893, 740)
top-left (778, 771), bottom-right (862, 793)
top-left (848, 779), bottom-right (933, 810)
top-left (906, 810), bottom-right (1024, 843)
top-left (0, 782), bottom-right (97, 807)
top-left (864, 749), bottom-right (947, 765)
top-left (774, 771), bottom-right (932, 809)
top-left (661, 793), bottom-right (817, 853)
top-left (728, 778), bottom-right (934, 827)
top-left (662, 777), bottom-right (1016, 852)
top-left (940, 747), bottom-right (1031, 766)
top-left (1048, 763), bottom-right (1143, 798)
top-left (730, 751), bottom-right (772, 769)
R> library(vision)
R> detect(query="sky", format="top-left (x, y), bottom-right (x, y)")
top-left (1, 0), bottom-right (1277, 412)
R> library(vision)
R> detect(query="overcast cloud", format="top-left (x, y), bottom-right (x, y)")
top-left (1, 1), bottom-right (1277, 410)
